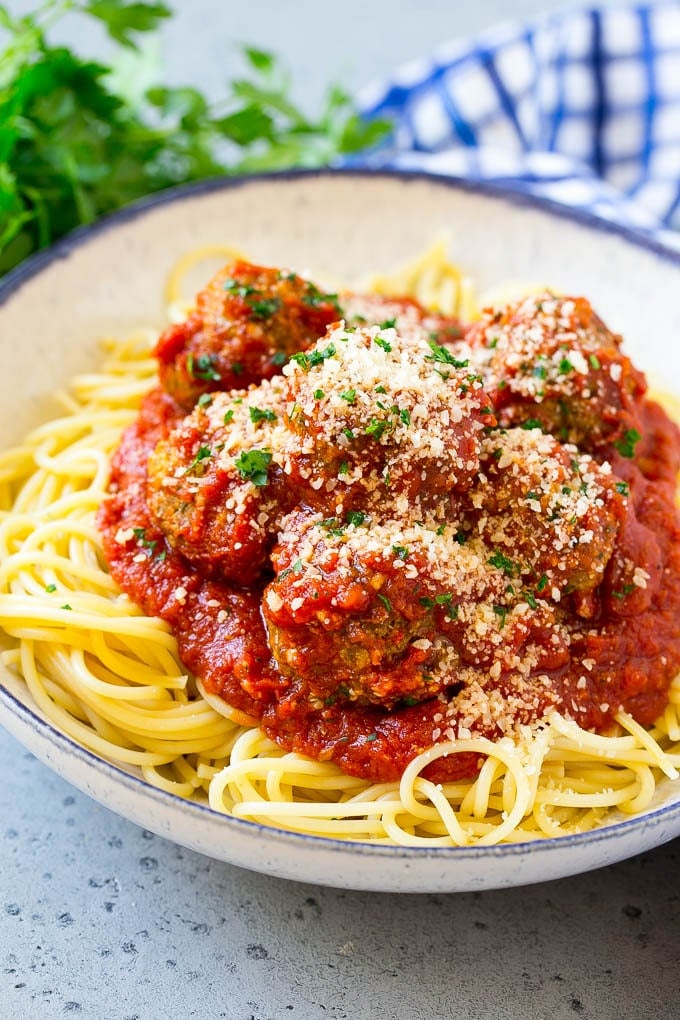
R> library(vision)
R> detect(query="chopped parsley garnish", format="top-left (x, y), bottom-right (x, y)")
top-left (290, 351), bottom-right (311, 370)
top-left (374, 385), bottom-right (387, 394)
top-left (341, 388), bottom-right (356, 404)
top-left (425, 340), bottom-right (469, 368)
top-left (45, 583), bottom-right (57, 593)
top-left (338, 461), bottom-right (350, 476)
top-left (302, 284), bottom-right (341, 312)
top-left (292, 343), bottom-right (337, 372)
top-left (233, 448), bottom-right (272, 487)
top-left (533, 364), bottom-right (547, 380)
top-left (377, 593), bottom-right (392, 612)
top-left (493, 605), bottom-right (508, 628)
top-left (187, 353), bottom-right (221, 382)
top-left (223, 278), bottom-right (258, 297)
top-left (374, 334), bottom-right (392, 353)
top-left (365, 417), bottom-right (389, 440)
top-left (345, 510), bottom-right (367, 527)
top-left (248, 296), bottom-right (281, 319)
top-left (365, 733), bottom-right (378, 742)
top-left (613, 584), bottom-right (636, 600)
top-left (272, 351), bottom-right (288, 367)
top-left (277, 558), bottom-right (304, 581)
top-left (132, 527), bottom-right (160, 557)
top-left (379, 317), bottom-right (396, 329)
top-left (231, 362), bottom-right (244, 375)
top-left (613, 428), bottom-right (642, 459)
top-left (223, 409), bottom-right (235, 424)
top-left (615, 481), bottom-right (630, 496)
top-left (453, 530), bottom-right (467, 545)
top-left (197, 393), bottom-right (213, 408)
top-left (392, 545), bottom-right (410, 560)
top-left (314, 389), bottom-right (325, 400)
top-left (309, 343), bottom-right (336, 367)
top-left (537, 574), bottom-right (548, 592)
top-left (249, 406), bottom-right (277, 423)
top-left (558, 357), bottom-right (574, 374)
top-left (320, 518), bottom-right (345, 537)
top-left (189, 446), bottom-right (212, 471)
top-left (521, 419), bottom-right (543, 431)
top-left (488, 551), bottom-right (519, 576)
top-left (589, 353), bottom-right (601, 370)
top-left (399, 407), bottom-right (411, 426)
top-left (419, 592), bottom-right (455, 609)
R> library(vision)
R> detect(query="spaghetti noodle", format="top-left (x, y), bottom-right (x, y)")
top-left (1, 249), bottom-right (680, 846)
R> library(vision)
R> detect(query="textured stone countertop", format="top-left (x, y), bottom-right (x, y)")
top-left (1, 2), bottom-right (677, 1018)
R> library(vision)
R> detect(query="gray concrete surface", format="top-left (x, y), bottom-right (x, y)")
top-left (1, 2), bottom-right (677, 1018)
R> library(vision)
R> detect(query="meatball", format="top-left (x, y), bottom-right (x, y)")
top-left (465, 292), bottom-right (646, 449)
top-left (276, 322), bottom-right (495, 512)
top-left (472, 427), bottom-right (627, 601)
top-left (263, 509), bottom-right (507, 707)
top-left (342, 292), bottom-right (463, 345)
top-left (145, 380), bottom-right (290, 583)
top-left (155, 260), bottom-right (341, 408)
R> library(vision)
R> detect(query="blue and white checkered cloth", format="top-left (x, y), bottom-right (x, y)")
top-left (357, 2), bottom-right (680, 245)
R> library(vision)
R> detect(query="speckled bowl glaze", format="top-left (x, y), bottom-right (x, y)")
top-left (1, 170), bottom-right (680, 893)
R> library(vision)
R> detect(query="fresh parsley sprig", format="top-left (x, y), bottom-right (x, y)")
top-left (0, 1), bottom-right (390, 275)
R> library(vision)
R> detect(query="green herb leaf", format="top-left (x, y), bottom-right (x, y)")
top-left (234, 448), bottom-right (272, 487)
top-left (249, 406), bottom-right (277, 423)
top-left (187, 353), bottom-right (221, 382)
top-left (425, 340), bottom-right (469, 368)
top-left (613, 428), bottom-right (642, 459)
top-left (85, 3), bottom-right (171, 49)
top-left (488, 551), bottom-right (519, 577)
top-left (189, 445), bottom-right (212, 471)
top-left (365, 417), bottom-right (389, 440)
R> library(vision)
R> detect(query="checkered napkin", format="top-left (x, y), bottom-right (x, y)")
top-left (357, 2), bottom-right (680, 244)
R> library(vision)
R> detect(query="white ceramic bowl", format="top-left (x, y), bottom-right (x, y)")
top-left (1, 170), bottom-right (680, 892)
